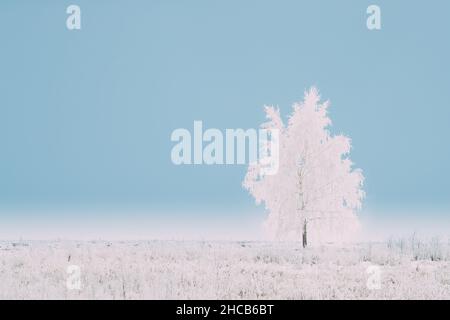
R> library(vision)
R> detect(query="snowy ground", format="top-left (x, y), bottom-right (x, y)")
top-left (0, 239), bottom-right (449, 299)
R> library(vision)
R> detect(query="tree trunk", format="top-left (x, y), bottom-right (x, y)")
top-left (302, 219), bottom-right (308, 248)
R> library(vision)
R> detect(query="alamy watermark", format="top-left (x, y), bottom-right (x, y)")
top-left (367, 5), bottom-right (381, 30)
top-left (66, 264), bottom-right (82, 290)
top-left (66, 5), bottom-right (81, 30)
top-left (366, 265), bottom-right (382, 290)
top-left (170, 121), bottom-right (279, 175)
top-left (65, 5), bottom-right (380, 31)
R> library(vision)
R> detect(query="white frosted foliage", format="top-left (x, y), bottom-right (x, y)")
top-left (243, 88), bottom-right (365, 244)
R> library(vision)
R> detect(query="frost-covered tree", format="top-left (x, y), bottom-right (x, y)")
top-left (243, 88), bottom-right (365, 246)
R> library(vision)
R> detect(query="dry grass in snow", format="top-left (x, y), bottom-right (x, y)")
top-left (0, 239), bottom-right (449, 299)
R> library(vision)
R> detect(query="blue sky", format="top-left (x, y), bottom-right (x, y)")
top-left (0, 1), bottom-right (449, 239)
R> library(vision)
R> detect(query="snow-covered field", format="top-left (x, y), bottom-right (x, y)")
top-left (0, 239), bottom-right (449, 299)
